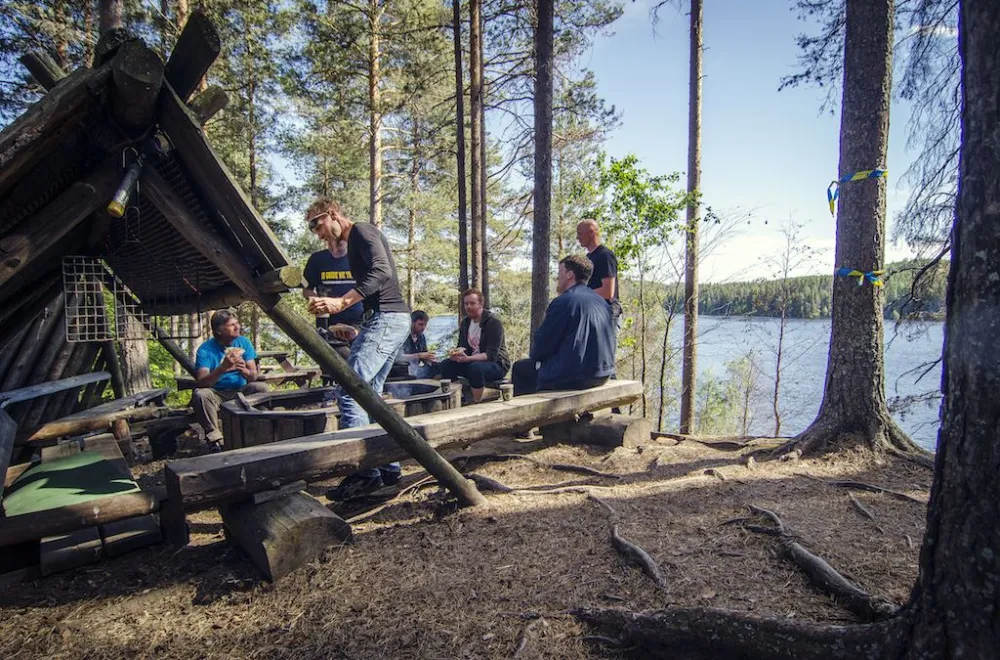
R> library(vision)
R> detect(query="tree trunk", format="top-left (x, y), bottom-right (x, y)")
top-left (900, 0), bottom-right (1000, 651)
top-left (120, 317), bottom-right (153, 396)
top-left (452, 0), bottom-right (469, 299)
top-left (638, 265), bottom-right (647, 416)
top-left (99, 0), bottom-right (124, 35)
top-left (368, 0), bottom-right (383, 228)
top-left (792, 0), bottom-right (917, 456)
top-left (530, 0), bottom-right (554, 341)
top-left (468, 0), bottom-right (483, 290)
top-left (773, 308), bottom-right (786, 436)
top-left (83, 2), bottom-right (95, 65)
top-left (573, 1), bottom-right (1000, 655)
top-left (480, 75), bottom-right (489, 307)
top-left (407, 121), bottom-right (420, 309)
top-left (679, 0), bottom-right (702, 435)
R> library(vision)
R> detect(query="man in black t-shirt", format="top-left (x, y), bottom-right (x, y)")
top-left (305, 198), bottom-right (411, 500)
top-left (303, 239), bottom-right (364, 362)
top-left (577, 219), bottom-right (623, 334)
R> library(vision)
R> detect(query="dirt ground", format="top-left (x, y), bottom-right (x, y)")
top-left (0, 433), bottom-right (931, 659)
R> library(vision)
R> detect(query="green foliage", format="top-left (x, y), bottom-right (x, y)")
top-left (575, 153), bottom-right (693, 272)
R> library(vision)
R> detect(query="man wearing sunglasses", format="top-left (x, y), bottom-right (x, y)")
top-left (304, 199), bottom-right (411, 500)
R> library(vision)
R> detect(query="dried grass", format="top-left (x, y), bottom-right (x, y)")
top-left (0, 437), bottom-right (930, 659)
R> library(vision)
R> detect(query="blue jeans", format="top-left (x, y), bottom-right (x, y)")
top-left (336, 311), bottom-right (410, 479)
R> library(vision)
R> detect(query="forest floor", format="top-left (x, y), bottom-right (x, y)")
top-left (0, 431), bottom-right (932, 659)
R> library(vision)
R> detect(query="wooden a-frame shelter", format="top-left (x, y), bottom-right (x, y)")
top-left (0, 13), bottom-right (483, 536)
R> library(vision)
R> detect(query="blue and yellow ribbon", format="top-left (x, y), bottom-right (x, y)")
top-left (836, 267), bottom-right (885, 287)
top-left (827, 169), bottom-right (888, 215)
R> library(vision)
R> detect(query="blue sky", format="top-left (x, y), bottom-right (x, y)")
top-left (585, 0), bottom-right (922, 281)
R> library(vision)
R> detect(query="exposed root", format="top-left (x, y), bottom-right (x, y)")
top-left (465, 453), bottom-right (624, 479)
top-left (804, 477), bottom-right (928, 505)
top-left (464, 473), bottom-right (515, 493)
top-left (774, 414), bottom-right (921, 460)
top-left (886, 445), bottom-right (935, 470)
top-left (848, 493), bottom-right (876, 521)
top-left (512, 617), bottom-right (542, 657)
top-left (704, 468), bottom-right (726, 481)
top-left (588, 494), bottom-right (667, 590)
top-left (572, 606), bottom-right (903, 660)
top-left (743, 505), bottom-right (898, 622)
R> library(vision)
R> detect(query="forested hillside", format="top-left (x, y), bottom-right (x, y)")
top-left (689, 259), bottom-right (948, 319)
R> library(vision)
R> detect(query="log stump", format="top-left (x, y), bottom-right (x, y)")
top-left (541, 413), bottom-right (651, 449)
top-left (220, 492), bottom-right (352, 582)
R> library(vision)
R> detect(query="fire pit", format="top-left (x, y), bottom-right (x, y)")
top-left (219, 379), bottom-right (461, 449)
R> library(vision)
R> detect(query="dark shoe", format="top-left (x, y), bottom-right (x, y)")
top-left (326, 473), bottom-right (384, 501)
top-left (379, 467), bottom-right (402, 486)
top-left (207, 441), bottom-right (223, 454)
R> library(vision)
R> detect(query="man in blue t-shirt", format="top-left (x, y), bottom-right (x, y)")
top-left (303, 238), bottom-right (364, 352)
top-left (191, 309), bottom-right (268, 449)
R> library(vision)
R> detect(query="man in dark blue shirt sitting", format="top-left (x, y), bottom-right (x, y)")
top-left (511, 254), bottom-right (616, 395)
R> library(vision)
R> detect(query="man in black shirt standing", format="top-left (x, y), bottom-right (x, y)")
top-left (305, 198), bottom-right (411, 498)
top-left (577, 219), bottom-right (623, 336)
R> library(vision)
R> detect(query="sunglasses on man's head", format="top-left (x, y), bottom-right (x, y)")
top-left (308, 212), bottom-right (330, 230)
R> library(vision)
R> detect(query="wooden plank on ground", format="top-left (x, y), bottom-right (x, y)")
top-left (40, 527), bottom-right (103, 575)
top-left (100, 514), bottom-right (161, 557)
top-left (166, 380), bottom-right (643, 512)
top-left (0, 491), bottom-right (159, 547)
top-left (22, 404), bottom-right (167, 445)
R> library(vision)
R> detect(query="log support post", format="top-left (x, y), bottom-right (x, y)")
top-left (255, 266), bottom-right (304, 294)
top-left (20, 51), bottom-right (67, 91)
top-left (110, 40), bottom-right (164, 136)
top-left (541, 413), bottom-right (652, 449)
top-left (220, 491), bottom-right (352, 582)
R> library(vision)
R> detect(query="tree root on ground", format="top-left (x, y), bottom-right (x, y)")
top-left (743, 505), bottom-right (898, 622)
top-left (771, 414), bottom-right (923, 461)
top-left (572, 606), bottom-right (902, 660)
top-left (512, 617), bottom-right (542, 657)
top-left (458, 453), bottom-right (624, 479)
top-left (801, 476), bottom-right (928, 505)
top-left (588, 494), bottom-right (668, 590)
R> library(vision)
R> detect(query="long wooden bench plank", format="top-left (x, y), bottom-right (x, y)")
top-left (165, 380), bottom-right (642, 513)
top-left (0, 372), bottom-right (110, 409)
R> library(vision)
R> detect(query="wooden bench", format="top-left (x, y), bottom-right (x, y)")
top-left (160, 380), bottom-right (644, 545)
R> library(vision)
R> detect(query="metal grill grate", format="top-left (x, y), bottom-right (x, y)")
top-left (62, 256), bottom-right (114, 342)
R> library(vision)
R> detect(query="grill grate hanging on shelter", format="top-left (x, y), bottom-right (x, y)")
top-left (62, 256), bottom-right (114, 342)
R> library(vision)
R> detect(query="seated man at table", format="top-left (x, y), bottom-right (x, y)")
top-left (440, 289), bottom-right (510, 402)
top-left (511, 255), bottom-right (616, 396)
top-left (191, 309), bottom-right (268, 450)
top-left (394, 310), bottom-right (441, 379)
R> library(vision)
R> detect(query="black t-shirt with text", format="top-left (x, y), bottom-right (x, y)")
top-left (304, 249), bottom-right (364, 326)
top-left (586, 245), bottom-right (621, 316)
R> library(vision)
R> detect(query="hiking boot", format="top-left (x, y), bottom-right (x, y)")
top-left (379, 467), bottom-right (402, 486)
top-left (326, 473), bottom-right (384, 501)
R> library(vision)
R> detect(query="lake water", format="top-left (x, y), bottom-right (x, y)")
top-left (423, 315), bottom-right (943, 451)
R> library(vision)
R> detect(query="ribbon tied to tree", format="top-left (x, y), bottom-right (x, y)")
top-left (835, 267), bottom-right (885, 287)
top-left (827, 169), bottom-right (888, 216)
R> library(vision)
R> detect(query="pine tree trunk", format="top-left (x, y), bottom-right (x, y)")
top-left (84, 2), bottom-right (95, 64)
top-left (480, 75), bottom-right (489, 307)
top-left (120, 317), bottom-right (153, 396)
top-left (468, 0), bottom-right (483, 291)
top-left (99, 0), bottom-right (124, 35)
top-left (407, 122), bottom-right (420, 309)
top-left (452, 0), bottom-right (469, 298)
top-left (530, 0), bottom-right (554, 341)
top-left (793, 0), bottom-right (917, 455)
top-left (900, 0), bottom-right (1000, 650)
top-left (679, 0), bottom-right (702, 435)
top-left (368, 0), bottom-right (383, 229)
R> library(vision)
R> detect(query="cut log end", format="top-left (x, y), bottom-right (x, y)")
top-left (220, 492), bottom-right (352, 582)
top-left (541, 413), bottom-right (651, 449)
